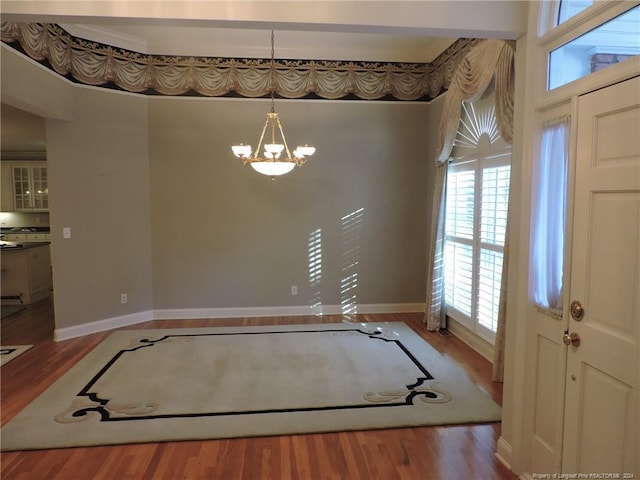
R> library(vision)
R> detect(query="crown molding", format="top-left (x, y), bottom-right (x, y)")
top-left (59, 23), bottom-right (148, 54)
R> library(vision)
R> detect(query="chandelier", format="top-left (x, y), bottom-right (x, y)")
top-left (231, 31), bottom-right (316, 178)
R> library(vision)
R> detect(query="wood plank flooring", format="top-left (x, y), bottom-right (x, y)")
top-left (0, 300), bottom-right (516, 479)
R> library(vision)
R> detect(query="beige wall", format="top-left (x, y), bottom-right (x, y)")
top-left (1, 47), bottom-right (153, 329)
top-left (149, 97), bottom-right (431, 309)
top-left (46, 88), bottom-right (153, 329)
top-left (2, 46), bottom-right (436, 328)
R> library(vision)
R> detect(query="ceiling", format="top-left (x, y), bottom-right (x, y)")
top-left (0, 1), bottom-right (528, 155)
top-left (1, 104), bottom-right (46, 157)
top-left (59, 24), bottom-right (457, 64)
top-left (1, 1), bottom-right (527, 63)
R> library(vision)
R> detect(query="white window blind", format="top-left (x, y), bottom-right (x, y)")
top-left (444, 155), bottom-right (511, 342)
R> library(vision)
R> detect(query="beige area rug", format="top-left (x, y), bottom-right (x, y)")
top-left (0, 322), bottom-right (501, 451)
top-left (0, 345), bottom-right (32, 367)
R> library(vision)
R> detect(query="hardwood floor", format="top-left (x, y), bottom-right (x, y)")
top-left (0, 300), bottom-right (516, 480)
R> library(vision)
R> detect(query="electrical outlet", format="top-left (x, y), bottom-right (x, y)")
top-left (120, 293), bottom-right (128, 304)
top-left (291, 285), bottom-right (298, 295)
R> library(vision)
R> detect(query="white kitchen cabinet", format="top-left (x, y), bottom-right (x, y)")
top-left (26, 233), bottom-right (50, 241)
top-left (3, 232), bottom-right (50, 242)
top-left (3, 233), bottom-right (28, 241)
top-left (12, 163), bottom-right (48, 211)
top-left (1, 161), bottom-right (49, 211)
top-left (0, 243), bottom-right (52, 305)
top-left (1, 163), bottom-right (14, 211)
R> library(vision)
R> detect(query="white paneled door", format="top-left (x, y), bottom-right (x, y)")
top-left (562, 76), bottom-right (640, 475)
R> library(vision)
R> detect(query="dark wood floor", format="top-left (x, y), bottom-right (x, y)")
top-left (0, 300), bottom-right (516, 479)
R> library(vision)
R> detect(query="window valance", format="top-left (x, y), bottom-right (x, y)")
top-left (435, 39), bottom-right (515, 164)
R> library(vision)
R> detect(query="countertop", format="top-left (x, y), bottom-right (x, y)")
top-left (0, 227), bottom-right (51, 233)
top-left (0, 241), bottom-right (51, 251)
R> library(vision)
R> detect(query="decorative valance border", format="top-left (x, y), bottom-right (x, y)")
top-left (1, 22), bottom-right (482, 102)
top-left (435, 39), bottom-right (515, 162)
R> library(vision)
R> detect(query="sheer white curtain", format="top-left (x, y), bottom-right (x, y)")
top-left (530, 117), bottom-right (570, 314)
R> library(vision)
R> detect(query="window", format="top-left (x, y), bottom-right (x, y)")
top-left (556, 0), bottom-right (593, 26)
top-left (548, 4), bottom-right (640, 90)
top-left (444, 153), bottom-right (511, 342)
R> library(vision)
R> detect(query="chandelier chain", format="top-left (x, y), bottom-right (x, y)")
top-left (270, 30), bottom-right (276, 112)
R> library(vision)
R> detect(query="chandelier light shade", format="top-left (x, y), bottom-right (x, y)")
top-left (232, 31), bottom-right (316, 178)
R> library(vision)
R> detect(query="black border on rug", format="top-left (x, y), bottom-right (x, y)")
top-left (68, 326), bottom-right (440, 422)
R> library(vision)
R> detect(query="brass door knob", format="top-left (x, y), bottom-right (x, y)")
top-left (570, 300), bottom-right (585, 321)
top-left (563, 332), bottom-right (581, 347)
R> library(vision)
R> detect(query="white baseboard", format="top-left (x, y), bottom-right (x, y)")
top-left (55, 303), bottom-right (425, 341)
top-left (359, 303), bottom-right (425, 314)
top-left (153, 305), bottom-right (314, 320)
top-left (447, 318), bottom-right (494, 362)
top-left (495, 436), bottom-right (513, 470)
top-left (54, 310), bottom-right (154, 342)
top-left (154, 303), bottom-right (425, 320)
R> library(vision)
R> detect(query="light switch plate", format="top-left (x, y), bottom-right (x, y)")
top-left (63, 227), bottom-right (71, 239)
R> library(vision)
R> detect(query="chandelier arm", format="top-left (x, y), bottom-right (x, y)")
top-left (254, 115), bottom-right (271, 159)
top-left (271, 115), bottom-right (277, 144)
top-left (275, 115), bottom-right (294, 161)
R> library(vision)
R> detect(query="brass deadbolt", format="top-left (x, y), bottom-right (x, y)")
top-left (570, 300), bottom-right (585, 321)
top-left (563, 332), bottom-right (581, 347)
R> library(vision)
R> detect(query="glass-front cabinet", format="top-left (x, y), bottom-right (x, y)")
top-left (29, 165), bottom-right (48, 210)
top-left (13, 166), bottom-right (31, 209)
top-left (3, 162), bottom-right (49, 211)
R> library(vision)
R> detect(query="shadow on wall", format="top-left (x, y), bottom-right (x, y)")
top-left (341, 208), bottom-right (364, 320)
top-left (308, 227), bottom-right (323, 314)
top-left (307, 207), bottom-right (365, 319)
